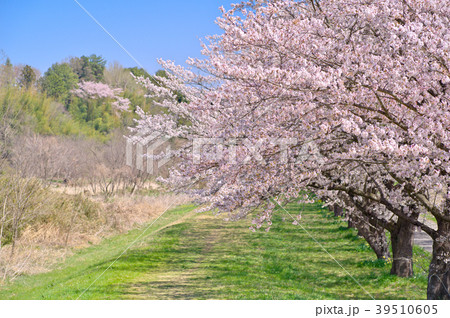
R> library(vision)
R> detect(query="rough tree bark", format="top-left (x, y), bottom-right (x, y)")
top-left (427, 198), bottom-right (450, 300)
top-left (343, 195), bottom-right (390, 260)
top-left (389, 214), bottom-right (415, 277)
top-left (349, 211), bottom-right (390, 260)
top-left (333, 204), bottom-right (344, 217)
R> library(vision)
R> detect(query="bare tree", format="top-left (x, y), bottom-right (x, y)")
top-left (84, 130), bottom-right (151, 196)
top-left (0, 173), bottom-right (45, 257)
top-left (103, 61), bottom-right (144, 93)
top-left (11, 134), bottom-right (88, 182)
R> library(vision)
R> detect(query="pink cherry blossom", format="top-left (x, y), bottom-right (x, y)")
top-left (132, 0), bottom-right (450, 299)
top-left (73, 81), bottom-right (131, 111)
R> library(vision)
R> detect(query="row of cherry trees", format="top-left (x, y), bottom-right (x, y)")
top-left (132, 0), bottom-right (449, 299)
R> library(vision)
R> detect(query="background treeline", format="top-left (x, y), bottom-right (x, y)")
top-left (0, 51), bottom-right (179, 281)
top-left (0, 52), bottom-right (163, 138)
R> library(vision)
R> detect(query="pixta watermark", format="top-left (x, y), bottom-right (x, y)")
top-left (126, 134), bottom-right (321, 175)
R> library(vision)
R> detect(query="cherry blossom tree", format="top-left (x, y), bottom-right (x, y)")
top-left (72, 81), bottom-right (130, 112)
top-left (132, 0), bottom-right (449, 299)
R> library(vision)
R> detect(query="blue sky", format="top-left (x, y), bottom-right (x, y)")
top-left (0, 0), bottom-right (235, 75)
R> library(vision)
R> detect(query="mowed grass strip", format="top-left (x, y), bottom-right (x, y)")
top-left (0, 202), bottom-right (429, 299)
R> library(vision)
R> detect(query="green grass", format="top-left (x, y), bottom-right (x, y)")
top-left (0, 202), bottom-right (429, 299)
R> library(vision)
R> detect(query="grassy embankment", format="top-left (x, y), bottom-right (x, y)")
top-left (0, 202), bottom-right (429, 299)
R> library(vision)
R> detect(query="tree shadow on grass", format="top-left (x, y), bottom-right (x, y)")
top-left (73, 208), bottom-right (426, 300)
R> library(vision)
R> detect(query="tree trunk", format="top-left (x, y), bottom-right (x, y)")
top-left (350, 212), bottom-right (390, 259)
top-left (348, 216), bottom-right (354, 229)
top-left (390, 217), bottom-right (414, 277)
top-left (333, 205), bottom-right (344, 217)
top-left (427, 215), bottom-right (450, 299)
top-left (341, 194), bottom-right (390, 259)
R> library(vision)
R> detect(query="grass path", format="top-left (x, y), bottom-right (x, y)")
top-left (0, 202), bottom-right (429, 299)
